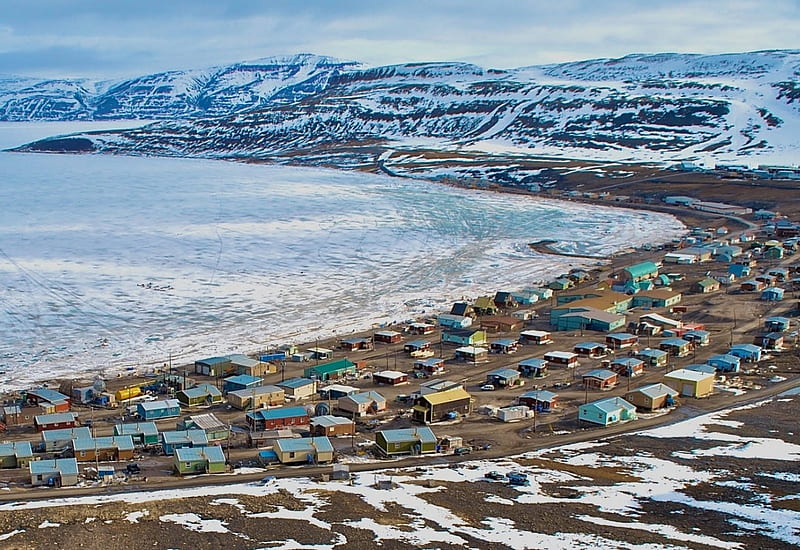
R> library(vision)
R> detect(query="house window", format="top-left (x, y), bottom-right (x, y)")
top-left (185, 462), bottom-right (191, 468)
top-left (597, 413), bottom-right (602, 419)
top-left (80, 451), bottom-right (86, 457)
top-left (289, 452), bottom-right (295, 459)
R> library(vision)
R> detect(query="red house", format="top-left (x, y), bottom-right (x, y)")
top-left (582, 369), bottom-right (618, 391)
top-left (374, 330), bottom-right (403, 344)
top-left (372, 370), bottom-right (409, 386)
top-left (245, 406), bottom-right (309, 431)
top-left (33, 412), bottom-right (79, 432)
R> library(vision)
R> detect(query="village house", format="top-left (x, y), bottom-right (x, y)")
top-left (246, 406), bottom-right (309, 431)
top-left (339, 337), bottom-right (374, 352)
top-left (631, 289), bottom-right (682, 309)
top-left (706, 354), bottom-right (741, 373)
top-left (582, 369), bottom-right (619, 390)
top-left (683, 329), bottom-right (711, 347)
top-left (764, 316), bottom-right (790, 332)
top-left (480, 315), bottom-right (524, 333)
top-left (227, 385), bottom-right (285, 410)
top-left (441, 329), bottom-right (488, 347)
top-left (72, 435), bottom-right (135, 462)
top-left (551, 307), bottom-right (627, 332)
top-left (761, 287), bottom-right (785, 302)
top-left (26, 388), bottom-right (71, 412)
top-left (572, 341), bottom-right (609, 358)
top-left (406, 322), bottom-right (436, 335)
top-left (635, 348), bottom-right (669, 367)
top-left (413, 357), bottom-right (446, 376)
top-left (273, 437), bottom-right (334, 465)
top-left (0, 441), bottom-right (33, 469)
top-left (194, 356), bottom-right (234, 378)
top-left (176, 384), bottom-right (223, 407)
top-left (611, 357), bottom-right (645, 377)
top-left (450, 301), bottom-right (476, 318)
top-left (372, 370), bottom-right (408, 386)
top-left (318, 384), bottom-right (359, 400)
top-left (485, 368), bottom-right (521, 388)
top-left (161, 429), bottom-right (209, 455)
top-left (709, 271), bottom-right (736, 286)
top-left (692, 277), bottom-right (721, 294)
top-left (659, 338), bottom-right (693, 357)
top-left (306, 347), bottom-right (334, 361)
top-left (304, 359), bottom-right (358, 382)
top-left (232, 353), bottom-right (275, 378)
top-left (113, 422), bottom-right (160, 447)
top-left (493, 291), bottom-right (518, 309)
top-left (754, 332), bottom-right (784, 350)
top-left (179, 413), bottom-right (230, 444)
top-left (663, 369), bottom-right (715, 398)
top-left (417, 379), bottom-right (464, 396)
top-left (473, 296), bottom-right (499, 315)
top-left (519, 330), bottom-right (553, 345)
top-left (375, 427), bottom-right (438, 456)
top-left (174, 445), bottom-right (226, 476)
top-left (605, 332), bottom-right (639, 349)
top-left (578, 397), bottom-right (638, 426)
top-left (543, 351), bottom-right (579, 369)
top-left (1, 404), bottom-right (26, 427)
top-left (404, 339), bottom-right (433, 354)
top-left (619, 261), bottom-right (659, 283)
top-left (517, 357), bottom-right (548, 378)
top-left (42, 427), bottom-right (92, 452)
top-left (624, 383), bottom-right (679, 411)
top-left (374, 330), bottom-right (403, 344)
top-left (337, 391), bottom-right (387, 417)
top-left (310, 415), bottom-right (356, 437)
top-left (728, 343), bottom-right (763, 362)
top-left (489, 338), bottom-right (520, 354)
top-left (453, 346), bottom-right (488, 362)
top-left (137, 399), bottom-right (181, 421)
top-left (30, 458), bottom-right (79, 487)
top-left (33, 412), bottom-right (79, 432)
top-left (222, 374), bottom-right (262, 394)
top-left (411, 387), bottom-right (472, 424)
top-left (517, 390), bottom-right (558, 412)
top-left (277, 378), bottom-right (318, 401)
top-left (437, 314), bottom-right (473, 329)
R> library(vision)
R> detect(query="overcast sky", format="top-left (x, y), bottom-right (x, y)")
top-left (1, 0), bottom-right (798, 80)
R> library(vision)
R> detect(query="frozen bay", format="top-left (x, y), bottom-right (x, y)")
top-left (0, 143), bottom-right (685, 389)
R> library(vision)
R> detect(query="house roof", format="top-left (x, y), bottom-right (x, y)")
top-left (586, 397), bottom-right (636, 414)
top-left (583, 369), bottom-right (617, 380)
top-left (544, 351), bottom-right (578, 360)
top-left (180, 384), bottom-right (222, 399)
top-left (664, 368), bottom-right (714, 382)
top-left (372, 370), bottom-right (407, 380)
top-left (42, 427), bottom-right (92, 441)
top-left (559, 308), bottom-right (624, 324)
top-left (487, 368), bottom-right (520, 379)
top-left (378, 427), bottom-right (437, 444)
top-left (249, 406), bottom-right (309, 421)
top-left (185, 413), bottom-right (226, 431)
top-left (636, 348), bottom-right (668, 358)
top-left (274, 436), bottom-right (334, 454)
top-left (223, 374), bottom-right (262, 386)
top-left (139, 399), bottom-right (180, 411)
top-left (574, 341), bottom-right (606, 350)
top-left (310, 415), bottom-right (354, 429)
top-left (34, 412), bottom-right (78, 425)
top-left (73, 435), bottom-right (135, 452)
top-left (612, 357), bottom-right (644, 367)
top-left (114, 422), bottom-right (159, 436)
top-left (195, 356), bottom-right (230, 366)
top-left (520, 330), bottom-right (551, 338)
top-left (29, 458), bottom-right (79, 476)
top-left (306, 359), bottom-right (356, 375)
top-left (174, 445), bottom-right (226, 463)
top-left (629, 383), bottom-right (678, 399)
top-left (730, 343), bottom-right (762, 353)
top-left (519, 390), bottom-right (557, 402)
top-left (518, 358), bottom-right (547, 367)
top-left (278, 377), bottom-right (315, 390)
top-left (685, 364), bottom-right (716, 375)
top-left (228, 385), bottom-right (284, 399)
top-left (607, 332), bottom-right (638, 340)
top-left (421, 388), bottom-right (472, 406)
top-left (624, 261), bottom-right (659, 278)
top-left (342, 391), bottom-right (386, 405)
top-left (228, 354), bottom-right (260, 368)
top-left (162, 429), bottom-right (209, 445)
top-left (708, 354), bottom-right (740, 364)
top-left (27, 388), bottom-right (70, 403)
top-left (660, 338), bottom-right (691, 347)
top-left (0, 441), bottom-right (33, 458)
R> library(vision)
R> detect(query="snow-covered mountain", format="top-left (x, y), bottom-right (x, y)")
top-left (5, 50), bottom-right (800, 177)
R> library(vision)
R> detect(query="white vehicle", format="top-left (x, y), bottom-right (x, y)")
top-left (481, 384), bottom-right (496, 391)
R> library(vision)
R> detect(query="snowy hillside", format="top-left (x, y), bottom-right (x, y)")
top-left (5, 50), bottom-right (800, 172)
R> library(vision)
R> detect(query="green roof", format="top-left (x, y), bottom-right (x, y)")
top-left (624, 261), bottom-right (659, 278)
top-left (306, 359), bottom-right (356, 375)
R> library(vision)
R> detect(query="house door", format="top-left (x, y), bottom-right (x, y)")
top-left (681, 383), bottom-right (694, 396)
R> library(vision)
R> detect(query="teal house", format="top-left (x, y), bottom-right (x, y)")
top-left (620, 261), bottom-right (659, 283)
top-left (161, 429), bottom-right (209, 455)
top-left (579, 397), bottom-right (637, 426)
top-left (137, 399), bottom-right (181, 421)
top-left (114, 421), bottom-right (160, 446)
top-left (304, 359), bottom-right (357, 382)
top-left (174, 445), bottom-right (226, 475)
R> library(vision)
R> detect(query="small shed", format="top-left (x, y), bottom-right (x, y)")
top-left (222, 374), bottom-right (263, 395)
top-left (176, 384), bottom-right (223, 407)
top-left (317, 384), bottom-right (359, 400)
top-left (582, 369), bottom-right (619, 390)
top-left (174, 445), bottom-right (226, 475)
top-left (518, 358), bottom-right (548, 378)
top-left (274, 436), bottom-right (334, 465)
top-left (578, 397), bottom-right (637, 426)
top-left (605, 333), bottom-right (639, 349)
top-left (403, 339), bottom-right (433, 353)
top-left (753, 332), bottom-right (784, 350)
top-left (517, 390), bottom-right (558, 412)
top-left (496, 406), bottom-right (530, 422)
top-left (663, 369), bottom-right (714, 398)
top-left (706, 354), bottom-right (741, 373)
top-left (760, 287), bottom-right (785, 301)
top-left (480, 316), bottom-right (524, 333)
top-left (306, 347), bottom-right (334, 361)
top-left (407, 322), bottom-right (435, 335)
top-left (624, 383), bottom-right (678, 411)
top-left (340, 337), bottom-right (374, 351)
top-left (30, 458), bottom-right (79, 487)
top-left (375, 427), bottom-right (437, 456)
top-left (764, 316), bottom-right (790, 332)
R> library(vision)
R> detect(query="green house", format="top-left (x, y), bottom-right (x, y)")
top-left (621, 261), bottom-right (659, 283)
top-left (174, 445), bottom-right (226, 475)
top-left (176, 383), bottom-right (223, 407)
top-left (113, 421), bottom-right (160, 446)
top-left (0, 441), bottom-right (33, 468)
top-left (375, 427), bottom-right (437, 457)
top-left (304, 359), bottom-right (357, 382)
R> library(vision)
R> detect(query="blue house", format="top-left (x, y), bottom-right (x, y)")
top-left (517, 358), bottom-right (548, 378)
top-left (685, 364), bottom-right (716, 375)
top-left (728, 344), bottom-right (762, 362)
top-left (728, 264), bottom-right (750, 278)
top-left (636, 348), bottom-right (669, 367)
top-left (761, 287), bottom-right (785, 301)
top-left (485, 368), bottom-right (521, 388)
top-left (223, 374), bottom-right (262, 394)
top-left (683, 329), bottom-right (710, 346)
top-left (707, 354), bottom-right (741, 373)
top-left (764, 316), bottom-right (790, 332)
top-left (137, 399), bottom-right (181, 421)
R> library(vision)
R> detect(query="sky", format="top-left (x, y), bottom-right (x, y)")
top-left (0, 0), bottom-right (798, 80)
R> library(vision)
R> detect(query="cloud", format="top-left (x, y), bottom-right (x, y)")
top-left (0, 0), bottom-right (796, 79)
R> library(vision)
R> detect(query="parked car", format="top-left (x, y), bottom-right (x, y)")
top-left (453, 446), bottom-right (472, 456)
top-left (480, 384), bottom-right (496, 391)
top-left (485, 470), bottom-right (505, 480)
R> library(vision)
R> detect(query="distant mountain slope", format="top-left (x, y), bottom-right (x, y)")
top-left (5, 50), bottom-right (800, 175)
